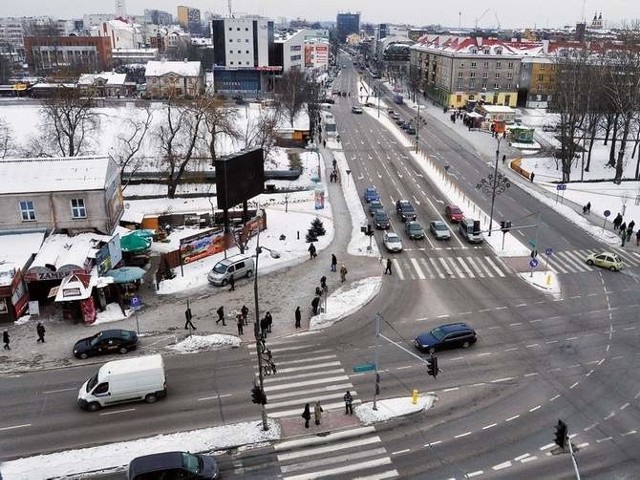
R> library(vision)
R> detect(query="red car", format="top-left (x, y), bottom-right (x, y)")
top-left (445, 204), bottom-right (464, 222)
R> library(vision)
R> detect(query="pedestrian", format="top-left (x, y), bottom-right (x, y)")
top-left (331, 254), bottom-right (337, 272)
top-left (184, 307), bottom-right (196, 330)
top-left (240, 304), bottom-right (249, 325)
top-left (384, 258), bottom-right (392, 275)
top-left (315, 285), bottom-right (322, 297)
top-left (344, 390), bottom-right (354, 415)
top-left (530, 172), bottom-right (535, 182)
top-left (340, 264), bottom-right (348, 283)
top-left (216, 306), bottom-right (226, 326)
top-left (229, 274), bottom-right (235, 291)
top-left (36, 322), bottom-right (46, 343)
top-left (308, 243), bottom-right (317, 259)
top-left (620, 222), bottom-right (627, 234)
top-left (323, 139), bottom-right (326, 148)
top-left (265, 311), bottom-right (273, 333)
top-left (636, 229), bottom-right (640, 246)
top-left (502, 154), bottom-right (506, 165)
top-left (585, 202), bottom-right (591, 214)
top-left (613, 213), bottom-right (623, 230)
top-left (332, 158), bottom-right (337, 170)
top-left (314, 400), bottom-right (324, 425)
top-left (260, 316), bottom-right (269, 339)
top-left (311, 295), bottom-right (321, 315)
top-left (236, 314), bottom-right (244, 335)
top-left (302, 403), bottom-right (311, 428)
top-left (3, 330), bottom-right (9, 350)
top-left (627, 220), bottom-right (635, 237)
top-left (621, 228), bottom-right (627, 247)
top-left (295, 306), bottom-right (301, 328)
top-left (627, 225), bottom-right (633, 242)
top-left (320, 275), bottom-right (327, 291)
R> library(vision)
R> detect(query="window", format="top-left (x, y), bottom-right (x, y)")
top-left (483, 61), bottom-right (489, 68)
top-left (19, 200), bottom-right (35, 221)
top-left (470, 61), bottom-right (477, 68)
top-left (508, 62), bottom-right (514, 69)
top-left (458, 71), bottom-right (463, 78)
top-left (71, 198), bottom-right (86, 219)
top-left (538, 73), bottom-right (544, 81)
top-left (507, 72), bottom-right (513, 80)
top-left (483, 48), bottom-right (490, 54)
top-left (495, 72), bottom-right (501, 79)
top-left (482, 82), bottom-right (487, 89)
top-left (496, 62), bottom-right (502, 69)
top-left (482, 72), bottom-right (488, 78)
top-left (507, 83), bottom-right (512, 89)
top-left (470, 80), bottom-right (476, 88)
top-left (494, 83), bottom-right (500, 89)
top-left (459, 62), bottom-right (464, 67)
top-left (540, 64), bottom-right (546, 69)
top-left (470, 71), bottom-right (476, 78)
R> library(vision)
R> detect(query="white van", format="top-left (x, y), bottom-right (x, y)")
top-left (77, 354), bottom-right (166, 412)
top-left (207, 254), bottom-right (254, 286)
top-left (459, 218), bottom-right (484, 244)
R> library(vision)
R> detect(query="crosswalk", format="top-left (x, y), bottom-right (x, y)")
top-left (274, 426), bottom-right (398, 480)
top-left (391, 254), bottom-right (512, 280)
top-left (546, 248), bottom-right (640, 273)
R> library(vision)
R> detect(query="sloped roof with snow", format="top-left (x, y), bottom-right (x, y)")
top-left (0, 231), bottom-right (46, 286)
top-left (0, 156), bottom-right (111, 195)
top-left (78, 72), bottom-right (127, 86)
top-left (28, 232), bottom-right (112, 273)
top-left (145, 60), bottom-right (202, 77)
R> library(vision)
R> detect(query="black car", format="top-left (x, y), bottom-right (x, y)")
top-left (73, 329), bottom-right (139, 359)
top-left (414, 323), bottom-right (477, 353)
top-left (396, 199), bottom-right (417, 222)
top-left (128, 451), bottom-right (219, 480)
top-left (373, 211), bottom-right (391, 229)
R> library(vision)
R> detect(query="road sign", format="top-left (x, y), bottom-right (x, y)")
top-left (603, 210), bottom-right (611, 217)
top-left (556, 184), bottom-right (567, 191)
top-left (353, 362), bottom-right (376, 373)
top-left (130, 296), bottom-right (142, 309)
top-left (529, 258), bottom-right (539, 269)
top-left (545, 248), bottom-right (553, 256)
top-left (528, 240), bottom-right (537, 248)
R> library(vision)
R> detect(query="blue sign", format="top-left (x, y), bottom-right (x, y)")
top-left (603, 210), bottom-right (611, 218)
top-left (353, 362), bottom-right (376, 373)
top-left (528, 240), bottom-right (537, 248)
top-left (545, 248), bottom-right (553, 256)
top-left (130, 296), bottom-right (142, 309)
top-left (556, 184), bottom-right (567, 191)
top-left (529, 258), bottom-right (539, 269)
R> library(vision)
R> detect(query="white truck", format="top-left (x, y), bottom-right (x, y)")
top-left (77, 354), bottom-right (167, 412)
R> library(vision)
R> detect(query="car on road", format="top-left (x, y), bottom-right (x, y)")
top-left (396, 199), bottom-right (417, 222)
top-left (128, 451), bottom-right (220, 480)
top-left (444, 204), bottom-right (464, 222)
top-left (405, 221), bottom-right (425, 240)
top-left (400, 121), bottom-right (410, 130)
top-left (406, 125), bottom-right (417, 135)
top-left (363, 186), bottom-right (379, 203)
top-left (383, 232), bottom-right (403, 252)
top-left (542, 123), bottom-right (558, 132)
top-left (73, 329), bottom-right (138, 359)
top-left (351, 105), bottom-right (364, 114)
top-left (368, 199), bottom-right (384, 216)
top-left (390, 112), bottom-right (401, 121)
top-left (388, 108), bottom-right (396, 115)
top-left (429, 220), bottom-right (451, 240)
top-left (414, 323), bottom-right (477, 353)
top-left (585, 251), bottom-right (623, 271)
top-left (373, 211), bottom-right (391, 229)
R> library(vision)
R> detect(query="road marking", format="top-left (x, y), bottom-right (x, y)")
top-left (265, 374), bottom-right (350, 391)
top-left (514, 454), bottom-right (530, 461)
top-left (550, 395), bottom-right (560, 402)
top-left (43, 388), bottom-right (76, 394)
top-left (620, 403), bottom-right (630, 410)
top-left (604, 412), bottom-right (615, 420)
top-left (443, 387), bottom-right (459, 392)
top-left (391, 448), bottom-right (411, 455)
top-left (521, 456), bottom-right (537, 463)
top-left (524, 372), bottom-right (538, 377)
top-left (529, 405), bottom-right (541, 412)
top-left (506, 415), bottom-right (520, 422)
top-left (622, 430), bottom-right (637, 436)
top-left (396, 365), bottom-right (412, 370)
top-left (99, 408), bottom-right (135, 416)
top-left (584, 424), bottom-right (597, 431)
top-left (482, 423), bottom-right (497, 430)
top-left (276, 361), bottom-right (342, 374)
top-left (467, 471), bottom-right (484, 478)
top-left (493, 461), bottom-right (512, 470)
top-left (455, 431), bottom-right (472, 438)
top-left (198, 394), bottom-right (232, 401)
top-left (540, 443), bottom-right (555, 451)
top-left (411, 258), bottom-right (426, 279)
top-left (525, 344), bottom-right (539, 348)
top-left (569, 382), bottom-right (579, 389)
top-left (596, 437), bottom-right (613, 443)
top-left (510, 322), bottom-right (522, 326)
top-left (0, 423), bottom-right (31, 431)
top-left (492, 377), bottom-right (514, 383)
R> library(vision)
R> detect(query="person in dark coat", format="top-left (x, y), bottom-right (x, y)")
top-left (295, 306), bottom-right (301, 328)
top-left (260, 316), bottom-right (269, 339)
top-left (613, 213), bottom-right (623, 230)
top-left (636, 229), bottom-right (640, 246)
top-left (184, 307), bottom-right (196, 330)
top-left (311, 295), bottom-right (321, 315)
top-left (320, 276), bottom-right (327, 290)
top-left (530, 172), bottom-right (535, 182)
top-left (216, 306), bottom-right (226, 326)
top-left (314, 401), bottom-right (323, 425)
top-left (236, 314), bottom-right (244, 335)
top-left (308, 243), bottom-right (317, 259)
top-left (265, 311), bottom-right (273, 333)
top-left (384, 258), bottom-right (392, 275)
top-left (3, 330), bottom-right (9, 350)
top-left (302, 403), bottom-right (311, 428)
top-left (241, 305), bottom-right (249, 325)
top-left (344, 391), bottom-right (354, 415)
top-left (583, 202), bottom-right (591, 215)
top-left (620, 222), bottom-right (627, 234)
top-left (331, 254), bottom-right (337, 272)
top-left (228, 274), bottom-right (235, 291)
top-left (340, 264), bottom-right (348, 283)
top-left (36, 322), bottom-right (46, 343)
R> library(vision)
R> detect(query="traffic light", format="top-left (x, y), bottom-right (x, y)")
top-left (554, 419), bottom-right (567, 448)
top-left (427, 355), bottom-right (438, 378)
top-left (500, 221), bottom-right (512, 233)
top-left (251, 385), bottom-right (267, 405)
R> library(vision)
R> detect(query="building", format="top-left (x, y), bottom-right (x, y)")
top-left (210, 16), bottom-right (279, 93)
top-left (273, 29), bottom-right (306, 72)
top-left (23, 35), bottom-right (113, 74)
top-left (0, 156), bottom-right (123, 236)
top-left (177, 6), bottom-right (201, 34)
top-left (304, 40), bottom-right (330, 71)
top-left (336, 12), bottom-right (360, 43)
top-left (92, 19), bottom-right (143, 50)
top-left (144, 9), bottom-right (173, 26)
top-left (0, 17), bottom-right (26, 50)
top-left (77, 71), bottom-right (132, 97)
top-left (144, 59), bottom-right (203, 98)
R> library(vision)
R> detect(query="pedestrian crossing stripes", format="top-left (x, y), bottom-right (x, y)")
top-left (546, 248), bottom-right (640, 274)
top-left (391, 254), bottom-right (510, 280)
top-left (249, 345), bottom-right (362, 419)
top-left (275, 426), bottom-right (399, 479)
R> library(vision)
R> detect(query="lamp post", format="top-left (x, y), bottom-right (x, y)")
top-left (476, 137), bottom-right (511, 236)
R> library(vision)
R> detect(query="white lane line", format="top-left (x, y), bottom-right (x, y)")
top-left (604, 412), bottom-right (615, 420)
top-left (281, 457), bottom-right (393, 480)
top-left (569, 382), bottom-right (579, 389)
top-left (514, 454), bottom-right (530, 461)
top-left (280, 447), bottom-right (388, 474)
top-left (425, 440), bottom-right (442, 446)
top-left (467, 471), bottom-right (484, 478)
top-left (493, 461), bottom-right (512, 470)
top-left (622, 430), bottom-right (637, 436)
top-left (584, 424), bottom-right (597, 431)
top-left (521, 456), bottom-right (537, 463)
top-left (99, 408), bottom-right (136, 416)
top-left (43, 388), bottom-right (76, 394)
top-left (276, 361), bottom-right (342, 374)
top-left (263, 369), bottom-right (346, 385)
top-left (444, 387), bottom-right (459, 392)
top-left (550, 395), bottom-right (560, 401)
top-left (596, 437), bottom-right (613, 443)
top-left (411, 258), bottom-right (426, 280)
top-left (275, 426), bottom-right (376, 450)
top-left (506, 415), bottom-right (520, 422)
top-left (455, 431), bottom-right (472, 438)
top-left (482, 423), bottom-right (497, 430)
top-left (620, 403), bottom-right (630, 410)
top-left (0, 423), bottom-right (31, 431)
top-left (276, 355), bottom-right (337, 366)
top-left (265, 374), bottom-right (350, 391)
top-left (540, 443), bottom-right (555, 451)
top-left (392, 448), bottom-right (411, 455)
top-left (267, 383), bottom-right (353, 401)
top-left (198, 394), bottom-right (232, 401)
top-left (529, 405), bottom-right (541, 412)
top-left (492, 377), bottom-right (514, 383)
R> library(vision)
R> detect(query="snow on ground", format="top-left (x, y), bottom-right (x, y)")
top-left (356, 395), bottom-right (436, 425)
top-left (167, 333), bottom-right (241, 352)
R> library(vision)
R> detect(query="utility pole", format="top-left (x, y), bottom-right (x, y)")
top-left (415, 102), bottom-right (420, 153)
top-left (373, 313), bottom-right (382, 410)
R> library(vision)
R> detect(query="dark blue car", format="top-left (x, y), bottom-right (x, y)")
top-left (414, 323), bottom-right (477, 353)
top-left (363, 186), bottom-right (379, 203)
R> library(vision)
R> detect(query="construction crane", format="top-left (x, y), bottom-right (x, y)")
top-left (474, 8), bottom-right (490, 30)
top-left (494, 12), bottom-right (501, 32)
top-left (228, 0), bottom-right (233, 17)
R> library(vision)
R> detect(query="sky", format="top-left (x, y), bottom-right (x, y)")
top-left (2, 0), bottom-right (635, 30)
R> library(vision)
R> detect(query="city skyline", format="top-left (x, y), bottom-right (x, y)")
top-left (2, 0), bottom-right (636, 30)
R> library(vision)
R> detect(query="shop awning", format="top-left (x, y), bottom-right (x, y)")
top-left (120, 234), bottom-right (151, 253)
top-left (106, 266), bottom-right (147, 284)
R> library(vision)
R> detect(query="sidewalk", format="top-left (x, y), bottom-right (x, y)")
top-left (0, 144), bottom-right (381, 373)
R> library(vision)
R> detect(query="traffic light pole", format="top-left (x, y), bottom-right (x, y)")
top-left (253, 217), bottom-right (269, 431)
top-left (568, 440), bottom-right (581, 480)
top-left (373, 313), bottom-right (381, 411)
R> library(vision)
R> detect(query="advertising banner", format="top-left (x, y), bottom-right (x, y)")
top-left (179, 229), bottom-right (225, 265)
top-left (314, 187), bottom-right (325, 210)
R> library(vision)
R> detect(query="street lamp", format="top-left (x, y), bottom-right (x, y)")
top-left (475, 137), bottom-right (511, 236)
top-left (251, 209), bottom-right (280, 431)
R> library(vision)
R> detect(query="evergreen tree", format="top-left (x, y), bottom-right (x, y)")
top-left (311, 216), bottom-right (326, 236)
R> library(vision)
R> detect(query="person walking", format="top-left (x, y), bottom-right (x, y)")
top-left (613, 213), bottom-right (623, 230)
top-left (236, 313), bottom-right (244, 335)
top-left (295, 306), bottom-right (301, 328)
top-left (384, 258), bottom-right (392, 275)
top-left (311, 295), bottom-right (321, 316)
top-left (627, 225), bottom-right (634, 242)
top-left (620, 222), bottom-right (627, 235)
top-left (530, 172), bottom-right (535, 182)
top-left (260, 316), bottom-right (269, 339)
top-left (3, 330), bottom-right (10, 350)
top-left (241, 305), bottom-right (249, 325)
top-left (308, 243), bottom-right (317, 259)
top-left (228, 274), bottom-right (235, 291)
top-left (320, 275), bottom-right (327, 291)
top-left (184, 306), bottom-right (196, 330)
top-left (314, 401), bottom-right (324, 425)
top-left (216, 306), bottom-right (226, 326)
top-left (502, 154), bottom-right (506, 165)
top-left (344, 391), bottom-right (354, 415)
top-left (331, 254), bottom-right (337, 272)
top-left (36, 322), bottom-right (46, 343)
top-left (265, 311), bottom-right (273, 333)
top-left (636, 229), bottom-right (640, 246)
top-left (302, 403), bottom-right (311, 428)
top-left (340, 264), bottom-right (348, 283)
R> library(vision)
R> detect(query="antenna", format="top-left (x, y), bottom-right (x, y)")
top-left (581, 0), bottom-right (586, 21)
top-left (115, 0), bottom-right (126, 17)
top-left (228, 0), bottom-right (232, 17)
top-left (458, 11), bottom-right (462, 29)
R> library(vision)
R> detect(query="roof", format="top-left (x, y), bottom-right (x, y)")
top-left (145, 60), bottom-right (201, 77)
top-left (480, 105), bottom-right (515, 113)
top-left (28, 232), bottom-right (113, 273)
top-left (78, 72), bottom-right (127, 86)
top-left (100, 354), bottom-right (163, 377)
top-left (0, 231), bottom-right (45, 286)
top-left (0, 156), bottom-right (112, 195)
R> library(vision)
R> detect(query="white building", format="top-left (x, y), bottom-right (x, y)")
top-left (92, 19), bottom-right (143, 50)
top-left (145, 59), bottom-right (203, 98)
top-left (274, 29), bottom-right (306, 71)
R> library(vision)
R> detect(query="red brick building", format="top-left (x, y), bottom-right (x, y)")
top-left (23, 36), bottom-right (113, 75)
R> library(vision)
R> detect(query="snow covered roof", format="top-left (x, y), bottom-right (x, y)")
top-left (0, 231), bottom-right (46, 286)
top-left (145, 60), bottom-right (202, 77)
top-left (480, 105), bottom-right (515, 113)
top-left (28, 232), bottom-right (113, 274)
top-left (78, 72), bottom-right (127, 86)
top-left (0, 156), bottom-right (112, 195)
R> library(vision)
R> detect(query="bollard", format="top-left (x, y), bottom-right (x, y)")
top-left (412, 389), bottom-right (418, 405)
top-left (546, 273), bottom-right (552, 286)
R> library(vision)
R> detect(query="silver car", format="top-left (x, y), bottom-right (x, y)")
top-left (429, 220), bottom-right (451, 240)
top-left (383, 232), bottom-right (403, 252)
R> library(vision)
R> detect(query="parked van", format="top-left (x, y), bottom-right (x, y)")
top-left (78, 354), bottom-right (166, 412)
top-left (207, 254), bottom-right (254, 286)
top-left (459, 218), bottom-right (483, 243)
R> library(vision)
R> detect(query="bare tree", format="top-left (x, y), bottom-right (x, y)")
top-left (112, 107), bottom-right (154, 191)
top-left (275, 69), bottom-right (309, 127)
top-left (0, 118), bottom-right (16, 158)
top-left (201, 97), bottom-right (240, 165)
top-left (243, 105), bottom-right (282, 160)
top-left (38, 87), bottom-right (97, 157)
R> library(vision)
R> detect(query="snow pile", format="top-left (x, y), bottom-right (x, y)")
top-left (356, 395), bottom-right (436, 425)
top-left (167, 333), bottom-right (241, 353)
top-left (94, 302), bottom-right (130, 325)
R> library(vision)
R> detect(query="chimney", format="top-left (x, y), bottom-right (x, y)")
top-left (542, 39), bottom-right (549, 54)
top-left (476, 36), bottom-right (483, 47)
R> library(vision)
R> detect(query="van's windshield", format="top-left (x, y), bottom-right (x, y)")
top-left (87, 372), bottom-right (99, 392)
top-left (212, 262), bottom-right (230, 274)
top-left (181, 452), bottom-right (202, 473)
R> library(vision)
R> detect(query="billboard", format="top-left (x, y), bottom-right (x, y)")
top-left (179, 228), bottom-right (226, 265)
top-left (215, 148), bottom-right (265, 210)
